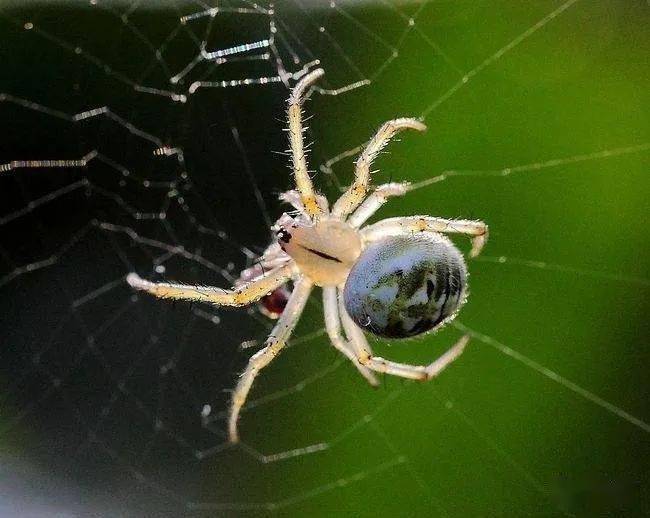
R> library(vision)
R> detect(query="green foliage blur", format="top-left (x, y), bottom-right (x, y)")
top-left (277, 3), bottom-right (650, 516)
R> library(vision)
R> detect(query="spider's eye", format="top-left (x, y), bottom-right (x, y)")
top-left (276, 228), bottom-right (292, 244)
top-left (343, 234), bottom-right (468, 338)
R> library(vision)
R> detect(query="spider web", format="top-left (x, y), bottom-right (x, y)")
top-left (1, 1), bottom-right (649, 516)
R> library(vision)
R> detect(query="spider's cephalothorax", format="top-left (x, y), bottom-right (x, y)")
top-left (275, 213), bottom-right (361, 287)
top-left (344, 234), bottom-right (467, 338)
top-left (127, 68), bottom-right (488, 443)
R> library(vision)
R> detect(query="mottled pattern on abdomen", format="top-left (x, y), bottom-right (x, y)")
top-left (343, 234), bottom-right (467, 339)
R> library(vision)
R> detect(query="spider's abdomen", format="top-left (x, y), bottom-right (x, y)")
top-left (343, 234), bottom-right (467, 338)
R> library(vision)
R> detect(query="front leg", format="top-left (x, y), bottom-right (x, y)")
top-left (126, 263), bottom-right (294, 307)
top-left (287, 68), bottom-right (327, 219)
top-left (361, 216), bottom-right (488, 257)
top-left (332, 118), bottom-right (426, 219)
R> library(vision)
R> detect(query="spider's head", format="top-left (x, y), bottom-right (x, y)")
top-left (274, 213), bottom-right (362, 287)
top-left (273, 213), bottom-right (302, 248)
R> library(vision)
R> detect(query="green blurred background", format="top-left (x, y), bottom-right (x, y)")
top-left (0, 1), bottom-right (648, 516)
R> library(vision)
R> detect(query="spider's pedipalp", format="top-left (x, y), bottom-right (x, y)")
top-left (278, 189), bottom-right (329, 215)
top-left (332, 118), bottom-right (426, 219)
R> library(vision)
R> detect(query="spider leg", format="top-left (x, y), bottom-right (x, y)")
top-left (337, 289), bottom-right (469, 381)
top-left (323, 287), bottom-right (379, 386)
top-left (332, 118), bottom-right (426, 219)
top-left (229, 277), bottom-right (313, 443)
top-left (347, 182), bottom-right (410, 228)
top-left (361, 216), bottom-right (489, 257)
top-left (287, 68), bottom-right (327, 219)
top-left (126, 263), bottom-right (294, 307)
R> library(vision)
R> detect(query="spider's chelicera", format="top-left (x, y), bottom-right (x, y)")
top-left (127, 69), bottom-right (488, 443)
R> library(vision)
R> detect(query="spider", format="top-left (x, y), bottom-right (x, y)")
top-left (127, 68), bottom-right (488, 443)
